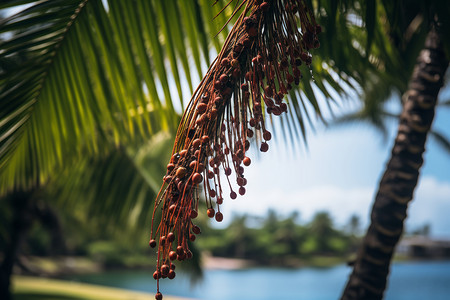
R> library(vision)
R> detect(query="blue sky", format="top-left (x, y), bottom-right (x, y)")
top-left (215, 87), bottom-right (450, 238)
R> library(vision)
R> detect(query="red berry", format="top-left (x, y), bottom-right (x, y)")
top-left (197, 103), bottom-right (207, 114)
top-left (175, 167), bottom-right (186, 178)
top-left (167, 163), bottom-right (175, 172)
top-left (207, 208), bottom-right (215, 218)
top-left (153, 271), bottom-right (160, 280)
top-left (225, 167), bottom-right (232, 176)
top-left (201, 135), bottom-right (210, 144)
top-left (149, 239), bottom-right (157, 248)
top-left (192, 172), bottom-right (203, 184)
top-left (263, 130), bottom-right (272, 141)
top-left (215, 212), bottom-right (224, 222)
top-left (219, 74), bottom-right (228, 83)
top-left (168, 270), bottom-right (176, 280)
top-left (260, 142), bottom-right (269, 152)
top-left (221, 58), bottom-right (230, 67)
top-left (243, 157), bottom-right (251, 166)
top-left (260, 2), bottom-right (269, 11)
top-left (169, 251), bottom-right (177, 261)
top-left (239, 186), bottom-right (246, 195)
top-left (192, 225), bottom-right (201, 234)
top-left (167, 232), bottom-right (175, 243)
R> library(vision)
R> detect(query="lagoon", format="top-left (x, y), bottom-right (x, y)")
top-left (65, 261), bottom-right (450, 300)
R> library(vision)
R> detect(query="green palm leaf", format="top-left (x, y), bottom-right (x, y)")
top-left (0, 0), bottom-right (227, 195)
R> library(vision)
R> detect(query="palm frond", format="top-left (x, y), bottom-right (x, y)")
top-left (50, 132), bottom-right (173, 228)
top-left (0, 0), bottom-right (220, 195)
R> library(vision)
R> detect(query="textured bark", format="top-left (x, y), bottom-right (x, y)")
top-left (340, 26), bottom-right (448, 300)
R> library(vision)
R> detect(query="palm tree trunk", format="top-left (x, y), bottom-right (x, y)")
top-left (340, 25), bottom-right (448, 300)
top-left (0, 191), bottom-right (34, 300)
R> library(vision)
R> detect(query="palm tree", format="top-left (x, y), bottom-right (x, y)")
top-left (309, 1), bottom-right (449, 299)
top-left (1, 1), bottom-right (449, 300)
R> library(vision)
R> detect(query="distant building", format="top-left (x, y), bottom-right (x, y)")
top-left (397, 236), bottom-right (450, 258)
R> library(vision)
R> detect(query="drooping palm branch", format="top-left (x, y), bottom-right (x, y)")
top-left (148, 1), bottom-right (322, 298)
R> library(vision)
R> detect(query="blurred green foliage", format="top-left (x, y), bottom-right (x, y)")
top-left (196, 210), bottom-right (361, 266)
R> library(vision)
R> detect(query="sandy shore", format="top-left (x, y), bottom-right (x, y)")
top-left (202, 255), bottom-right (254, 270)
top-left (13, 275), bottom-right (195, 300)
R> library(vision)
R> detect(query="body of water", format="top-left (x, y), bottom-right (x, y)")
top-left (65, 261), bottom-right (450, 300)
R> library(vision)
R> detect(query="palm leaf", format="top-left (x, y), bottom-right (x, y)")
top-left (0, 0), bottom-right (225, 195)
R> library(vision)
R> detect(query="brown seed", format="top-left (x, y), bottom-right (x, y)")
top-left (215, 212), bottom-right (224, 222)
top-left (176, 246), bottom-right (184, 255)
top-left (201, 135), bottom-right (210, 144)
top-left (207, 170), bottom-right (215, 179)
top-left (149, 239), bottom-right (157, 248)
top-left (230, 191), bottom-right (237, 199)
top-left (210, 108), bottom-right (218, 119)
top-left (239, 186), bottom-right (246, 195)
top-left (167, 163), bottom-right (175, 172)
top-left (189, 234), bottom-right (196, 241)
top-left (164, 175), bottom-right (172, 183)
top-left (263, 130), bottom-right (272, 141)
top-left (192, 225), bottom-right (201, 234)
top-left (169, 251), bottom-right (177, 261)
top-left (190, 210), bottom-right (198, 219)
top-left (176, 167), bottom-right (186, 178)
top-left (193, 138), bottom-right (201, 149)
top-left (179, 149), bottom-right (187, 157)
top-left (170, 263), bottom-right (176, 270)
top-left (217, 197), bottom-right (223, 205)
top-left (207, 208), bottom-right (215, 218)
top-left (224, 167), bottom-right (232, 176)
top-left (189, 160), bottom-right (197, 170)
top-left (153, 270), bottom-right (160, 280)
top-left (167, 232), bottom-right (175, 243)
top-left (155, 292), bottom-right (163, 300)
top-left (192, 172), bottom-right (203, 184)
top-left (168, 270), bottom-right (176, 280)
top-left (260, 142), bottom-right (269, 152)
top-left (231, 59), bottom-right (239, 68)
top-left (243, 157), bottom-right (251, 166)
top-left (197, 103), bottom-right (207, 114)
top-left (219, 74), bottom-right (228, 83)
top-left (221, 57), bottom-right (230, 67)
top-left (161, 264), bottom-right (170, 276)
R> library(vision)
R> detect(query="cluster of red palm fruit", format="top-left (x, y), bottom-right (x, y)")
top-left (150, 1), bottom-right (320, 298)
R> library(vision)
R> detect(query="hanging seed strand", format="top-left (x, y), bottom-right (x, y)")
top-left (150, 1), bottom-right (320, 298)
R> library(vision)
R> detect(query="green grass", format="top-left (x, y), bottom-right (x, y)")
top-left (12, 275), bottom-right (190, 300)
